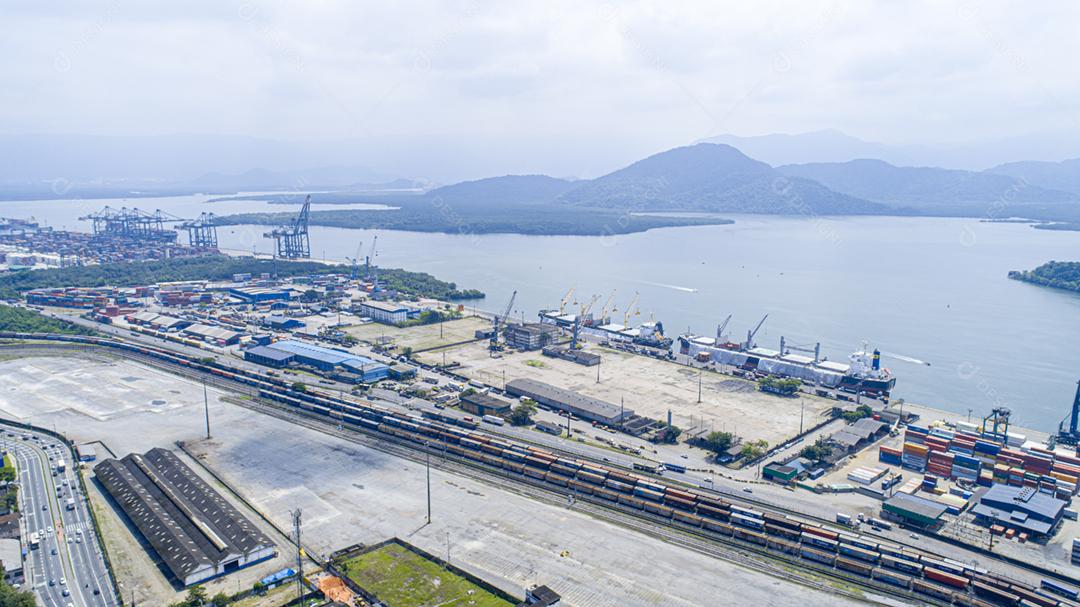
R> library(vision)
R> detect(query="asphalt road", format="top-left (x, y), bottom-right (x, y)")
top-left (3, 427), bottom-right (117, 607)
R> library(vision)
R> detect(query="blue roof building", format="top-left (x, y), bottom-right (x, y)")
top-left (971, 485), bottom-right (1066, 537)
top-left (251, 340), bottom-right (389, 381)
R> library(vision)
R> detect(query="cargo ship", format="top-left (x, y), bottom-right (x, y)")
top-left (677, 333), bottom-right (897, 399)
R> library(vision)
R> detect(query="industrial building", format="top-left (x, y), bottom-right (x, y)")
top-left (359, 300), bottom-right (410, 325)
top-left (970, 485), bottom-right (1067, 537)
top-left (266, 315), bottom-right (304, 330)
top-left (460, 392), bottom-right (513, 417)
top-left (127, 311), bottom-right (191, 332)
top-left (505, 378), bottom-right (633, 426)
top-left (94, 448), bottom-right (275, 586)
top-left (829, 418), bottom-right (889, 453)
top-left (243, 340), bottom-right (389, 381)
top-left (0, 538), bottom-right (23, 585)
top-left (229, 286), bottom-right (291, 302)
top-left (881, 493), bottom-right (947, 528)
top-left (182, 323), bottom-right (242, 346)
top-left (505, 323), bottom-right (558, 351)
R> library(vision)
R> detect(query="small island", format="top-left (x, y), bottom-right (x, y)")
top-left (1008, 260), bottom-right (1080, 293)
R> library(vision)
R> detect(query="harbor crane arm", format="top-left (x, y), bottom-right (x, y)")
top-left (490, 290), bottom-right (518, 351)
top-left (559, 287), bottom-right (575, 315)
top-left (745, 313), bottom-right (768, 349)
top-left (716, 314), bottom-right (732, 342)
top-left (622, 291), bottom-right (640, 327)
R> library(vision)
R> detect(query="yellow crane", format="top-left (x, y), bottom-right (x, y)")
top-left (598, 289), bottom-right (617, 325)
top-left (558, 287), bottom-right (575, 315)
top-left (622, 291), bottom-right (640, 327)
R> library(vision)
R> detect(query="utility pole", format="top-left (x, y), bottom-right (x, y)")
top-left (203, 378), bottom-right (211, 439)
top-left (800, 398), bottom-right (805, 434)
top-left (596, 358), bottom-right (601, 383)
top-left (502, 369), bottom-right (506, 391)
top-left (291, 509), bottom-right (304, 606)
top-left (697, 369), bottom-right (702, 403)
top-left (426, 442), bottom-right (432, 524)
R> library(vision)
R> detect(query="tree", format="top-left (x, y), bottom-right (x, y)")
top-left (291, 381), bottom-right (307, 393)
top-left (702, 431), bottom-right (734, 454)
top-left (740, 439), bottom-right (769, 460)
top-left (509, 401), bottom-right (536, 426)
top-left (841, 404), bottom-right (874, 423)
top-left (655, 425), bottom-right (682, 444)
top-left (0, 579), bottom-right (36, 607)
top-left (800, 438), bottom-right (833, 462)
top-left (401, 346), bottom-right (414, 359)
top-left (210, 592), bottom-right (229, 606)
top-left (759, 375), bottom-right (800, 396)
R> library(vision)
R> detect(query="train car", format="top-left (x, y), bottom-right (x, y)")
top-left (952, 595), bottom-right (996, 607)
top-left (764, 523), bottom-right (801, 541)
top-left (608, 470), bottom-right (638, 486)
top-left (696, 496), bottom-right (728, 511)
top-left (838, 543), bottom-right (879, 563)
top-left (524, 455), bottom-right (553, 469)
top-left (731, 513), bottom-right (765, 531)
top-left (605, 479), bottom-right (635, 494)
top-left (633, 462), bottom-right (664, 475)
top-left (617, 493), bottom-right (646, 509)
top-left (664, 462), bottom-right (687, 473)
top-left (593, 486), bottom-right (620, 503)
top-left (643, 501), bottom-right (673, 518)
top-left (633, 486), bottom-right (664, 502)
top-left (1012, 587), bottom-right (1061, 607)
top-left (579, 465), bottom-right (609, 480)
top-left (835, 556), bottom-right (873, 577)
top-left (666, 488), bottom-right (697, 502)
top-left (800, 533), bottom-right (838, 552)
top-left (697, 503), bottom-right (730, 521)
top-left (912, 579), bottom-right (955, 601)
top-left (767, 536), bottom-right (800, 556)
top-left (637, 479), bottom-right (666, 494)
top-left (733, 527), bottom-right (767, 546)
top-left (973, 581), bottom-right (1020, 606)
top-left (546, 472), bottom-right (572, 487)
top-left (703, 520), bottom-right (733, 536)
top-left (847, 537), bottom-right (879, 552)
top-left (924, 567), bottom-right (969, 590)
top-left (921, 557), bottom-right (968, 578)
top-left (551, 461), bottom-right (581, 477)
top-left (800, 546), bottom-right (836, 566)
top-left (503, 460), bottom-right (526, 474)
top-left (762, 512), bottom-right (801, 531)
top-left (664, 494), bottom-right (696, 511)
top-left (523, 466), bottom-right (547, 480)
top-left (673, 510), bottom-right (703, 527)
top-left (800, 525), bottom-right (839, 542)
top-left (871, 567), bottom-right (912, 590)
top-left (568, 479), bottom-right (595, 495)
top-left (730, 505), bottom-right (763, 519)
top-left (1041, 579), bottom-right (1080, 601)
top-left (578, 470), bottom-right (606, 485)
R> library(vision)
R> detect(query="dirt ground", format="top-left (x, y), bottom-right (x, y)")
top-left (346, 316), bottom-right (490, 352)
top-left (415, 341), bottom-right (835, 446)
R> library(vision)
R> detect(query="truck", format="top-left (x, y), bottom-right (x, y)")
top-left (55, 458), bottom-right (65, 473)
top-left (481, 415), bottom-right (505, 426)
top-left (65, 498), bottom-right (75, 511)
top-left (29, 532), bottom-right (39, 550)
top-left (836, 512), bottom-right (852, 525)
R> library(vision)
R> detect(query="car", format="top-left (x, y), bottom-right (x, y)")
top-left (742, 486), bottom-right (753, 493)
top-left (48, 579), bottom-right (55, 586)
top-left (62, 588), bottom-right (70, 597)
top-left (93, 589), bottom-right (100, 595)
top-left (42, 504), bottom-right (47, 511)
top-left (75, 537), bottom-right (81, 544)
top-left (60, 577), bottom-right (66, 585)
top-left (909, 533), bottom-right (920, 540)
top-left (47, 526), bottom-right (53, 534)
top-left (50, 548), bottom-right (56, 555)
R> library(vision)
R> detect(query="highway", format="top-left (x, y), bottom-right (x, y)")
top-left (3, 427), bottom-right (117, 607)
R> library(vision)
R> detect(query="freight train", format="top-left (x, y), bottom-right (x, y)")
top-left (2, 331), bottom-right (1074, 607)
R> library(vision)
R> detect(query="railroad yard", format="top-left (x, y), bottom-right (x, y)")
top-left (0, 354), bottom-right (879, 607)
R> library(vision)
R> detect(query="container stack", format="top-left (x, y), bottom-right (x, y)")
top-left (1073, 538), bottom-right (1080, 564)
top-left (847, 466), bottom-right (887, 485)
top-left (887, 422), bottom-right (1080, 496)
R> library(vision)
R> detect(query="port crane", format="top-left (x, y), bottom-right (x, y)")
top-left (264, 195), bottom-right (311, 259)
top-left (365, 235), bottom-right (379, 291)
top-left (779, 336), bottom-right (822, 362)
top-left (178, 212), bottom-right (219, 248)
top-left (743, 314), bottom-right (768, 350)
top-left (622, 291), bottom-right (640, 327)
top-left (571, 294), bottom-right (600, 349)
top-left (597, 289), bottom-right (618, 326)
top-left (80, 206), bottom-right (184, 241)
top-left (345, 240), bottom-right (364, 280)
top-left (558, 287), bottom-right (575, 316)
top-left (490, 290), bottom-right (517, 353)
top-left (715, 314), bottom-right (733, 343)
top-left (1054, 380), bottom-right (1080, 447)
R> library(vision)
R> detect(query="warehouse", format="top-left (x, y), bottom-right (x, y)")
top-left (266, 315), bottom-right (304, 330)
top-left (247, 340), bottom-right (390, 381)
top-left (505, 378), bottom-right (633, 426)
top-left (229, 286), bottom-right (291, 302)
top-left (459, 392), bottom-right (512, 417)
top-left (359, 300), bottom-right (410, 325)
top-left (882, 493), bottom-right (947, 529)
top-left (970, 485), bottom-right (1066, 537)
top-left (182, 323), bottom-right (242, 346)
top-left (243, 345), bottom-right (295, 368)
top-left (94, 448), bottom-right (275, 586)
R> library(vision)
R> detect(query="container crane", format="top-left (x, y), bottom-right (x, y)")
top-left (743, 314), bottom-right (768, 350)
top-left (490, 290), bottom-right (517, 353)
top-left (177, 212), bottom-right (218, 248)
top-left (264, 195), bottom-right (311, 259)
top-left (1055, 380), bottom-right (1080, 447)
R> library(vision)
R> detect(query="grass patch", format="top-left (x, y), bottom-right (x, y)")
top-left (339, 543), bottom-right (513, 607)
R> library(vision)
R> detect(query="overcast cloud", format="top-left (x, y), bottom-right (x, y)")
top-left (2, 1), bottom-right (1079, 179)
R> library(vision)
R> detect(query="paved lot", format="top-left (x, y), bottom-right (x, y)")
top-left (0, 354), bottom-right (870, 607)
top-left (346, 315), bottom-right (491, 352)
top-left (416, 341), bottom-right (835, 447)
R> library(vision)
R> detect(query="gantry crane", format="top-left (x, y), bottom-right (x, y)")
top-left (178, 212), bottom-right (219, 248)
top-left (264, 195), bottom-right (312, 259)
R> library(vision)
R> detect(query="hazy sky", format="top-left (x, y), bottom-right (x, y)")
top-left (3, 1), bottom-right (1079, 179)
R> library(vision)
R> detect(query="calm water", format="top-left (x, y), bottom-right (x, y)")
top-left (5, 194), bottom-right (1080, 431)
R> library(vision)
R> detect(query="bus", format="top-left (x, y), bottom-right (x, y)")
top-left (28, 532), bottom-right (39, 550)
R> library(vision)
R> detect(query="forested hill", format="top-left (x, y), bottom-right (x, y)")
top-left (1008, 261), bottom-right (1080, 293)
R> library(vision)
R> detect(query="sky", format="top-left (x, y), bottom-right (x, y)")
top-left (3, 1), bottom-right (1080, 181)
